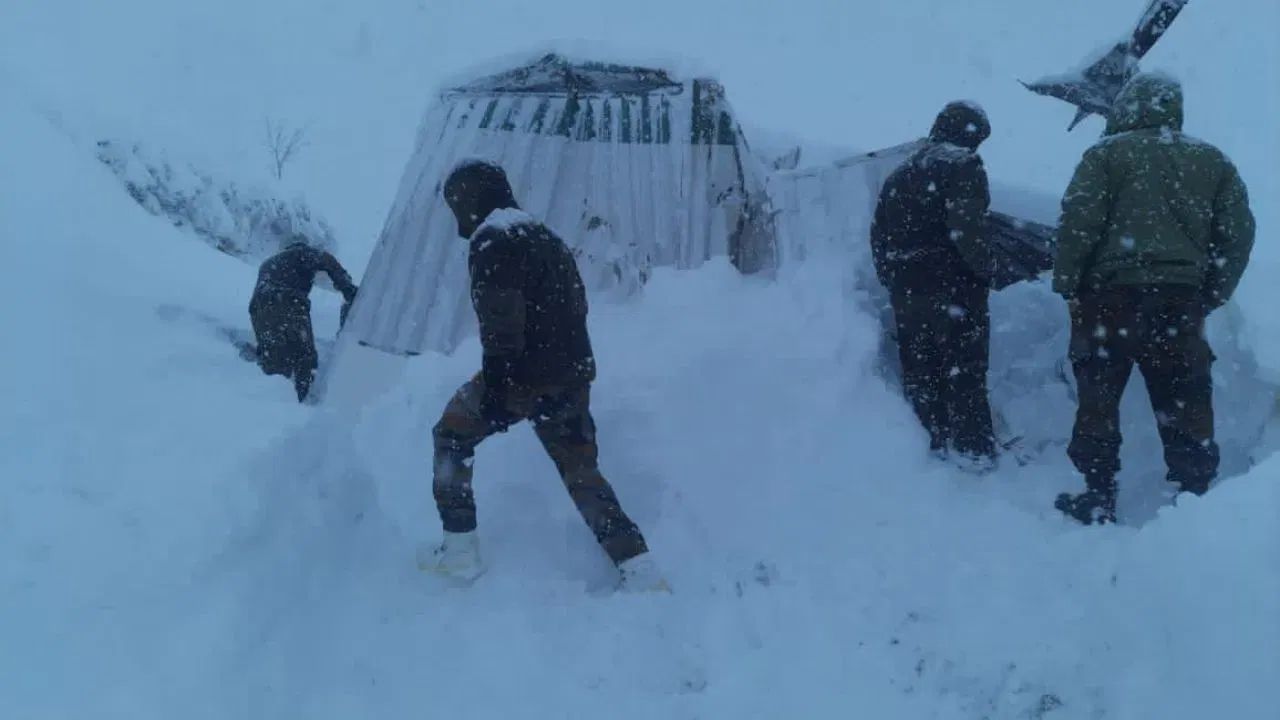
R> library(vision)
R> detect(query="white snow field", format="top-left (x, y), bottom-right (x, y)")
top-left (2, 1), bottom-right (1278, 718)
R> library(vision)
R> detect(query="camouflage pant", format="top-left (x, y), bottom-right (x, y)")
top-left (1068, 286), bottom-right (1218, 494)
top-left (890, 282), bottom-right (995, 457)
top-left (432, 376), bottom-right (648, 565)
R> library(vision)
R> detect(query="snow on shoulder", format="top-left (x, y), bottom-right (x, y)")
top-left (918, 141), bottom-right (976, 167)
top-left (1134, 68), bottom-right (1182, 89)
top-left (476, 208), bottom-right (536, 236)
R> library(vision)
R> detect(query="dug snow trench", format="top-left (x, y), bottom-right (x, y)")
top-left (208, 252), bottom-right (1277, 718)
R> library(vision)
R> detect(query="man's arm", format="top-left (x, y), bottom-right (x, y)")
top-left (469, 231), bottom-right (527, 411)
top-left (945, 154), bottom-right (994, 282)
top-left (1053, 146), bottom-right (1110, 299)
top-left (869, 207), bottom-right (894, 289)
top-left (318, 251), bottom-right (359, 302)
top-left (1204, 159), bottom-right (1256, 307)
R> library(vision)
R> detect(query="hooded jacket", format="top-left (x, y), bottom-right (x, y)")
top-left (254, 242), bottom-right (358, 301)
top-left (871, 101), bottom-right (995, 293)
top-left (445, 161), bottom-right (596, 394)
top-left (249, 242), bottom-right (357, 376)
top-left (1053, 73), bottom-right (1255, 304)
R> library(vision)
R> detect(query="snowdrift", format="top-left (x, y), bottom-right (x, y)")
top-left (96, 140), bottom-right (342, 263)
top-left (149, 259), bottom-right (1280, 719)
top-left (0, 86), bottom-right (321, 716)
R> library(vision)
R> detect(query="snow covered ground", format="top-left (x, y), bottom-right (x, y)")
top-left (2, 1), bottom-right (1277, 718)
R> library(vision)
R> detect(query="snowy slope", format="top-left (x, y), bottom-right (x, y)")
top-left (2, 1), bottom-right (1278, 718)
top-left (5, 0), bottom-right (1274, 309)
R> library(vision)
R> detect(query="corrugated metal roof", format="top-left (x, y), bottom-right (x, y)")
top-left (450, 53), bottom-right (683, 96)
top-left (337, 71), bottom-right (775, 359)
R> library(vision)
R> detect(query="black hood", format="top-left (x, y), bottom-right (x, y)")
top-left (443, 159), bottom-right (519, 238)
top-left (929, 101), bottom-right (991, 150)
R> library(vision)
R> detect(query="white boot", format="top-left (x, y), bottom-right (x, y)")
top-left (617, 553), bottom-right (671, 594)
top-left (952, 451), bottom-right (998, 476)
top-left (417, 531), bottom-right (486, 584)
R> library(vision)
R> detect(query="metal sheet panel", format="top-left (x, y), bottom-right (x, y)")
top-left (340, 77), bottom-right (771, 359)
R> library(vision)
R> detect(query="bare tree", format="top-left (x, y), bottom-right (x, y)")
top-left (264, 117), bottom-right (308, 180)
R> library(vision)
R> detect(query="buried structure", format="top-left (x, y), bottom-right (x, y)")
top-left (330, 53), bottom-right (1052, 395)
top-left (323, 54), bottom-right (1277, 520)
top-left (339, 53), bottom-right (777, 361)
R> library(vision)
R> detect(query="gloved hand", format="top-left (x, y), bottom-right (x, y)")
top-left (339, 287), bottom-right (358, 329)
top-left (480, 356), bottom-right (521, 433)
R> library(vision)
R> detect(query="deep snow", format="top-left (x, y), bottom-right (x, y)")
top-left (2, 1), bottom-right (1278, 718)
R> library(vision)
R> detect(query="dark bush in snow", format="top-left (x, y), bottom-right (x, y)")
top-left (96, 140), bottom-right (338, 263)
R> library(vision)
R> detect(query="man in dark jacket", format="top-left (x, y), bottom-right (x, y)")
top-left (870, 101), bottom-right (997, 471)
top-left (249, 238), bottom-right (358, 402)
top-left (422, 159), bottom-right (665, 592)
top-left (1053, 73), bottom-right (1255, 524)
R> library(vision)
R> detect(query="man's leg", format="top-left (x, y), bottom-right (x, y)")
top-left (1138, 299), bottom-right (1219, 495)
top-left (250, 296), bottom-right (291, 377)
top-left (289, 314), bottom-right (319, 403)
top-left (248, 298), bottom-right (271, 373)
top-left (947, 284), bottom-right (996, 459)
top-left (1060, 296), bottom-right (1134, 523)
top-left (532, 386), bottom-right (649, 565)
top-left (293, 367), bottom-right (314, 402)
top-left (893, 291), bottom-right (951, 453)
top-left (431, 375), bottom-right (501, 533)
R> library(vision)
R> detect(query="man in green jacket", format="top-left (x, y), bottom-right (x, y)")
top-left (1052, 72), bottom-right (1255, 525)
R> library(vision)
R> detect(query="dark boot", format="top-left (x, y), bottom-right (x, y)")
top-left (1055, 473), bottom-right (1117, 525)
top-left (1175, 476), bottom-right (1211, 497)
top-left (293, 368), bottom-right (314, 403)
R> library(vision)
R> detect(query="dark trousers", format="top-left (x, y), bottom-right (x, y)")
top-left (249, 289), bottom-right (317, 402)
top-left (1068, 286), bottom-right (1218, 494)
top-left (431, 375), bottom-right (649, 565)
top-left (891, 282), bottom-right (995, 457)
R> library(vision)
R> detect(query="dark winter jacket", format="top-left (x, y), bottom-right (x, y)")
top-left (469, 212), bottom-right (597, 392)
top-left (446, 162), bottom-right (596, 394)
top-left (249, 290), bottom-right (316, 376)
top-left (871, 102), bottom-right (994, 295)
top-left (253, 242), bottom-right (358, 302)
top-left (1053, 73), bottom-right (1256, 305)
top-left (249, 242), bottom-right (357, 376)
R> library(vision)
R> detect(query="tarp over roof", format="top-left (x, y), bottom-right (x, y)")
top-left (450, 53), bottom-right (683, 96)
